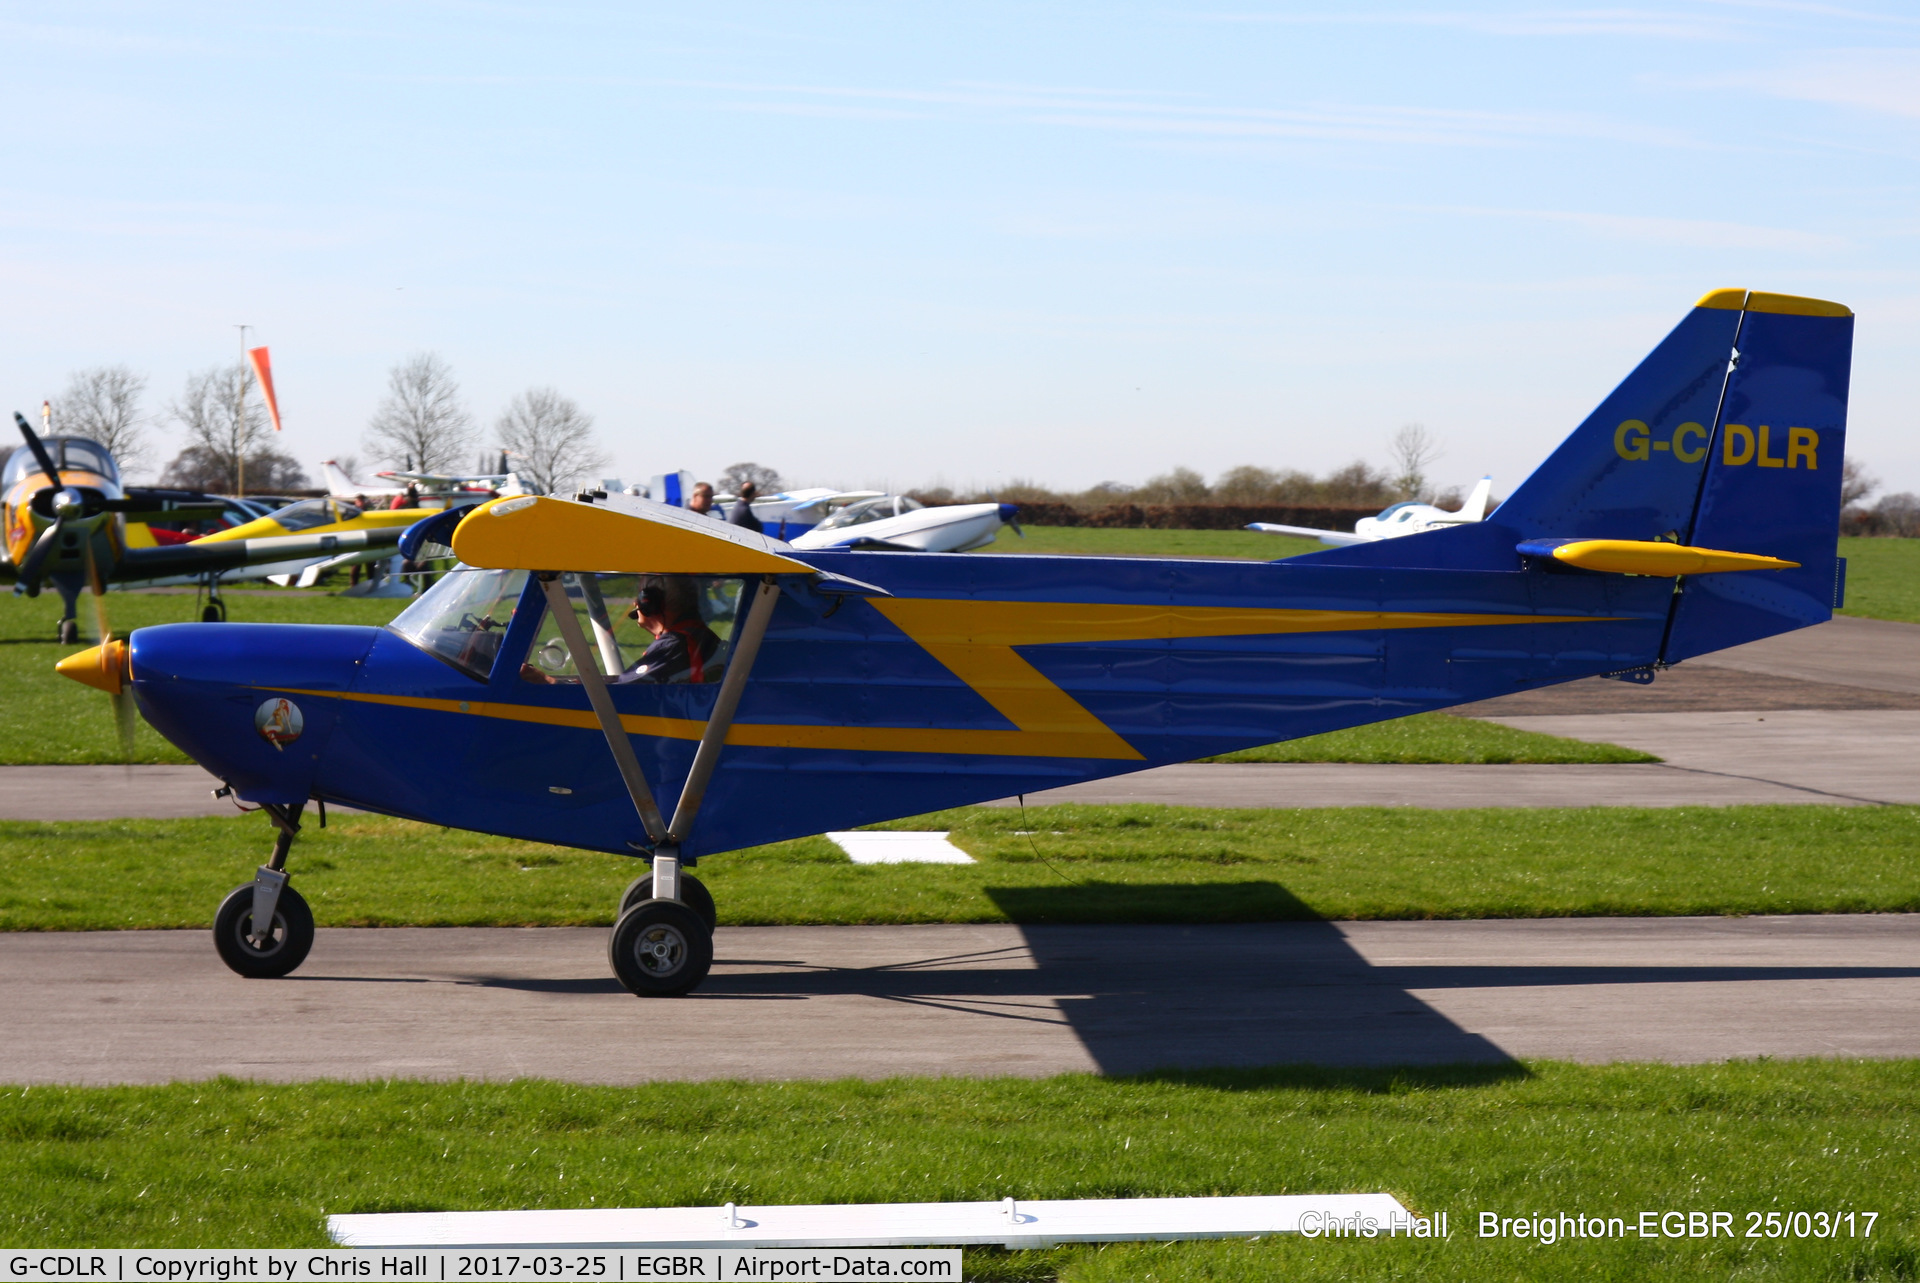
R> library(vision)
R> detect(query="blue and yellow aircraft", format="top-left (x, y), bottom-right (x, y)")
top-left (57, 289), bottom-right (1852, 996)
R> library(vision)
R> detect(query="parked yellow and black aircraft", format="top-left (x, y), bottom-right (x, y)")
top-left (2, 417), bottom-right (412, 640)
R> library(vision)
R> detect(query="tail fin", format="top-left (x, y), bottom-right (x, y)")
top-left (1454, 476), bottom-right (1493, 522)
top-left (1492, 290), bottom-right (1757, 541)
top-left (1662, 292), bottom-right (1852, 660)
top-left (319, 460), bottom-right (360, 498)
top-left (1300, 289), bottom-right (1853, 657)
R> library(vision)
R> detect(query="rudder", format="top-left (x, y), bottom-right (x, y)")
top-left (1663, 291), bottom-right (1852, 660)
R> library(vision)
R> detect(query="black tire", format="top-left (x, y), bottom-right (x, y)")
top-left (57, 619), bottom-right (78, 645)
top-left (201, 602), bottom-right (225, 623)
top-left (619, 871), bottom-right (717, 932)
top-left (608, 899), bottom-right (712, 997)
top-left (212, 881), bottom-right (315, 978)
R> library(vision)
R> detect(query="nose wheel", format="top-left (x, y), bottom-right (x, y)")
top-left (213, 881), bottom-right (315, 977)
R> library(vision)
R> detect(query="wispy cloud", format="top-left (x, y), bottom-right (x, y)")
top-left (1439, 205), bottom-right (1847, 251)
top-left (692, 80), bottom-right (1692, 149)
top-left (1708, 49), bottom-right (1920, 118)
top-left (1198, 3), bottom-right (1920, 38)
top-left (1194, 8), bottom-right (1748, 39)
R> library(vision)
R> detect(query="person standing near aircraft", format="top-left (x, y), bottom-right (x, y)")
top-left (687, 482), bottom-right (716, 516)
top-left (727, 481), bottom-right (760, 531)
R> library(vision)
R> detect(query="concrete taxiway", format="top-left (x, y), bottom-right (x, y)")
top-left (4, 917), bottom-right (1917, 1084)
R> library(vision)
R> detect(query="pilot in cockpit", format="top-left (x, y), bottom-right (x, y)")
top-left (613, 575), bottom-right (722, 684)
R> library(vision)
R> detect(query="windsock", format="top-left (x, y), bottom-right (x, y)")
top-left (247, 346), bottom-right (283, 432)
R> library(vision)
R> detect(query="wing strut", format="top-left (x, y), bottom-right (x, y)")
top-left (537, 573), bottom-right (669, 846)
top-left (666, 575), bottom-right (781, 845)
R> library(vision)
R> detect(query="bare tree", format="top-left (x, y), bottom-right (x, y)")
top-left (1842, 458), bottom-right (1877, 510)
top-left (721, 462), bottom-right (784, 494)
top-left (166, 363), bottom-right (270, 494)
top-left (495, 387), bottom-right (608, 496)
top-left (58, 366), bottom-right (149, 472)
top-left (1387, 424), bottom-right (1442, 501)
top-left (366, 353), bottom-right (474, 475)
top-left (1133, 467), bottom-right (1211, 503)
top-left (160, 444), bottom-right (308, 493)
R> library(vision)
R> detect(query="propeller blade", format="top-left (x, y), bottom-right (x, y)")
top-left (79, 537), bottom-right (137, 764)
top-left (14, 411), bottom-right (60, 488)
top-left (15, 516), bottom-right (63, 594)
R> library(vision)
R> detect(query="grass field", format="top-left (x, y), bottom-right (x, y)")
top-left (0, 590), bottom-right (1641, 766)
top-left (4, 804), bottom-right (1917, 930)
top-left (3, 1061), bottom-right (1915, 1281)
top-left (1837, 536), bottom-right (1920, 624)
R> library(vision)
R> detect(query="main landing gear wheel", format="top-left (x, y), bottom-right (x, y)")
top-left (608, 899), bottom-right (712, 998)
top-left (620, 872), bottom-right (717, 931)
top-left (201, 601), bottom-right (226, 623)
top-left (212, 881), bottom-right (315, 978)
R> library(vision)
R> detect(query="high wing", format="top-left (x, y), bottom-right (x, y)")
top-left (379, 470), bottom-right (510, 487)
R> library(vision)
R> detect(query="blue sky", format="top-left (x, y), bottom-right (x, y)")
top-left (4, 2), bottom-right (1917, 499)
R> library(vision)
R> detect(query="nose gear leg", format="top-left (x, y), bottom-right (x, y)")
top-left (212, 799), bottom-right (316, 978)
top-left (249, 802), bottom-right (303, 948)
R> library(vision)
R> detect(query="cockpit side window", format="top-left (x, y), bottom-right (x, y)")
top-left (814, 498), bottom-right (891, 532)
top-left (271, 499), bottom-right (336, 532)
top-left (521, 573), bottom-right (743, 686)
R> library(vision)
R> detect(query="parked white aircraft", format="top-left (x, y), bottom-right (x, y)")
top-left (744, 488), bottom-right (883, 537)
top-left (1249, 477), bottom-right (1495, 547)
top-left (788, 495), bottom-right (1020, 553)
top-left (319, 460), bottom-right (516, 503)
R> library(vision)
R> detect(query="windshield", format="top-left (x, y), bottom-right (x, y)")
top-left (2, 438), bottom-right (120, 488)
top-left (270, 498), bottom-right (361, 531)
top-left (56, 439), bottom-right (119, 483)
top-left (387, 567), bottom-right (530, 680)
top-left (813, 495), bottom-right (922, 532)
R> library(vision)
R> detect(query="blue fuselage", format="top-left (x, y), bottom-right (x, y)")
top-left (126, 546), bottom-right (1676, 861)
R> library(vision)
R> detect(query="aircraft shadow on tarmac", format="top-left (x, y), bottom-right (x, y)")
top-left (451, 881), bottom-right (1920, 1075)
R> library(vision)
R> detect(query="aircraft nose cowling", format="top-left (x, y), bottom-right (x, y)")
top-left (128, 623), bottom-right (380, 804)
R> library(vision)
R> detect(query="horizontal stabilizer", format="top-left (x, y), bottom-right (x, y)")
top-left (1518, 538), bottom-right (1798, 575)
top-left (451, 493), bottom-right (813, 575)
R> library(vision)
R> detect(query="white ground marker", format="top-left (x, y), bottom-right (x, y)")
top-left (827, 830), bottom-right (975, 864)
top-left (329, 1193), bottom-right (1413, 1249)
